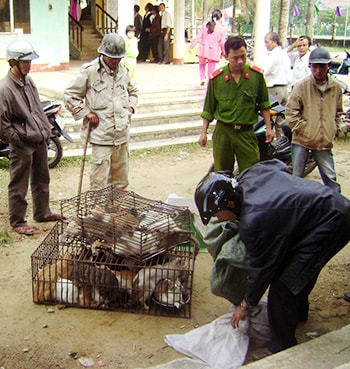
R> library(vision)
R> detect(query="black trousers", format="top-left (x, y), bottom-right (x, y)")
top-left (267, 276), bottom-right (318, 353)
top-left (138, 33), bottom-right (151, 61)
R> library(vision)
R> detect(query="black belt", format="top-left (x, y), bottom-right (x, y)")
top-left (269, 84), bottom-right (287, 88)
top-left (218, 121), bottom-right (253, 131)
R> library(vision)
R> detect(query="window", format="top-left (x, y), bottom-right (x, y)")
top-left (0, 0), bottom-right (30, 33)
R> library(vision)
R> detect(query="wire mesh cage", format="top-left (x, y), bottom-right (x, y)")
top-left (31, 186), bottom-right (197, 318)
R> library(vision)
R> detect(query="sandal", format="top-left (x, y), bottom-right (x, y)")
top-left (13, 225), bottom-right (34, 236)
top-left (41, 213), bottom-right (65, 222)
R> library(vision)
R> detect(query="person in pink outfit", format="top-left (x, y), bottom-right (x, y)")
top-left (190, 9), bottom-right (226, 85)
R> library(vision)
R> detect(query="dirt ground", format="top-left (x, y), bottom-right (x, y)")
top-left (0, 142), bottom-right (349, 369)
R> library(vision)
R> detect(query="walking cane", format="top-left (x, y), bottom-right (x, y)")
top-left (77, 122), bottom-right (91, 196)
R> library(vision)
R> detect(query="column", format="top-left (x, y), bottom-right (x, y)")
top-left (253, 0), bottom-right (271, 66)
top-left (115, 0), bottom-right (133, 38)
top-left (172, 0), bottom-right (184, 64)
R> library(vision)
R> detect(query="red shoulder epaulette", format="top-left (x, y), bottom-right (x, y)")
top-left (210, 68), bottom-right (224, 79)
top-left (250, 65), bottom-right (264, 74)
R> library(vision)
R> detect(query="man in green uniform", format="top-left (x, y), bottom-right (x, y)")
top-left (199, 36), bottom-right (273, 173)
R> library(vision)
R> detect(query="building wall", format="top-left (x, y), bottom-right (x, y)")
top-left (29, 0), bottom-right (69, 71)
top-left (0, 0), bottom-right (69, 76)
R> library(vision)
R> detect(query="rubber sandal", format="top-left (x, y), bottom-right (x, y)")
top-left (13, 225), bottom-right (34, 236)
top-left (42, 213), bottom-right (65, 222)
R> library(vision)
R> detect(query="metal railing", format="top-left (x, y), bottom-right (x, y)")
top-left (69, 13), bottom-right (84, 51)
top-left (95, 4), bottom-right (118, 35)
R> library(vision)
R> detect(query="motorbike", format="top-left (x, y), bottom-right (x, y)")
top-left (340, 108), bottom-right (350, 139)
top-left (329, 50), bottom-right (350, 76)
top-left (255, 97), bottom-right (317, 177)
top-left (0, 100), bottom-right (73, 169)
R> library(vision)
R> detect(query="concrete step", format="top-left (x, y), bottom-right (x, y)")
top-left (61, 106), bottom-right (202, 131)
top-left (133, 108), bottom-right (202, 126)
top-left (243, 324), bottom-right (350, 369)
top-left (137, 95), bottom-right (204, 114)
top-left (59, 120), bottom-right (210, 152)
top-left (63, 134), bottom-right (207, 158)
top-left (74, 20), bottom-right (103, 60)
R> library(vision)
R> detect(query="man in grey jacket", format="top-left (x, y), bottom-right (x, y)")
top-left (0, 40), bottom-right (63, 236)
top-left (64, 33), bottom-right (138, 190)
top-left (286, 47), bottom-right (343, 192)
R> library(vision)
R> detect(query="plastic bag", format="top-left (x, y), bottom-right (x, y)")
top-left (164, 300), bottom-right (271, 369)
top-left (205, 219), bottom-right (250, 305)
top-left (164, 310), bottom-right (249, 369)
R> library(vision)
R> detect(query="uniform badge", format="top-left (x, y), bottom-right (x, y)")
top-left (250, 65), bottom-right (264, 74)
top-left (210, 68), bottom-right (224, 79)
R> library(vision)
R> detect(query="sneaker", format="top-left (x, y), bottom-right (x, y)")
top-left (200, 79), bottom-right (206, 86)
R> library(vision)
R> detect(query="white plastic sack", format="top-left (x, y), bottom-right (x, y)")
top-left (164, 299), bottom-right (271, 369)
top-left (164, 310), bottom-right (249, 369)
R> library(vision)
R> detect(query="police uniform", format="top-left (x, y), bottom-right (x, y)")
top-left (201, 64), bottom-right (270, 173)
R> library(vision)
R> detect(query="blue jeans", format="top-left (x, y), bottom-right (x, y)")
top-left (292, 144), bottom-right (341, 193)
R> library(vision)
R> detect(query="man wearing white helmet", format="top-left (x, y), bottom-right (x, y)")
top-left (0, 39), bottom-right (64, 236)
top-left (64, 33), bottom-right (138, 190)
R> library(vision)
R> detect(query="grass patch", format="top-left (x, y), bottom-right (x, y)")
top-left (0, 228), bottom-right (11, 245)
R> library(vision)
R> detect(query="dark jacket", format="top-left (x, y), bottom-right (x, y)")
top-left (237, 160), bottom-right (350, 307)
top-left (0, 71), bottom-right (51, 144)
top-left (150, 14), bottom-right (161, 39)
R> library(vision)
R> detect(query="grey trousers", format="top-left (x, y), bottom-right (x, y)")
top-left (8, 141), bottom-right (51, 227)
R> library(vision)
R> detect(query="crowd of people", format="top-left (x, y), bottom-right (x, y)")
top-left (135, 2), bottom-right (173, 64)
top-left (0, 5), bottom-right (348, 365)
top-left (196, 31), bottom-right (349, 361)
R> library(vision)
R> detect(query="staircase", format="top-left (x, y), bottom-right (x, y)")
top-left (79, 20), bottom-right (103, 61)
top-left (59, 86), bottom-right (210, 155)
top-left (69, 19), bottom-right (102, 61)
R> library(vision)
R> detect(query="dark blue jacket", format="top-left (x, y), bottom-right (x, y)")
top-left (238, 160), bottom-right (350, 306)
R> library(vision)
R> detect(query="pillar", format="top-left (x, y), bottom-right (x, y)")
top-left (172, 0), bottom-right (185, 64)
top-left (115, 0), bottom-right (133, 37)
top-left (253, 0), bottom-right (271, 66)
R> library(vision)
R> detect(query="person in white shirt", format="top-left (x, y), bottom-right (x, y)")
top-left (287, 35), bottom-right (311, 87)
top-left (263, 32), bottom-right (291, 103)
top-left (158, 2), bottom-right (173, 64)
top-left (263, 32), bottom-right (291, 136)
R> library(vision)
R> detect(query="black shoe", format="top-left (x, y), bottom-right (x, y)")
top-left (344, 292), bottom-right (350, 302)
top-left (298, 299), bottom-right (309, 322)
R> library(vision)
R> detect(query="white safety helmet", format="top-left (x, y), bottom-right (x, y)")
top-left (6, 39), bottom-right (39, 62)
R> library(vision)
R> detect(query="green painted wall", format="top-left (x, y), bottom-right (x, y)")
top-left (29, 0), bottom-right (69, 66)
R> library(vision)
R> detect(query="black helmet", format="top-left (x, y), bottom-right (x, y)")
top-left (309, 47), bottom-right (331, 64)
top-left (97, 33), bottom-right (126, 58)
top-left (194, 172), bottom-right (242, 225)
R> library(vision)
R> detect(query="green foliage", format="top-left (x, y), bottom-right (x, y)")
top-left (189, 0), bottom-right (349, 40)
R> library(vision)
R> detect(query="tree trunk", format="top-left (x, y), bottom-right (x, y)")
top-left (202, 0), bottom-right (209, 23)
top-left (278, 0), bottom-right (290, 48)
top-left (231, 0), bottom-right (236, 34)
top-left (305, 0), bottom-right (315, 42)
